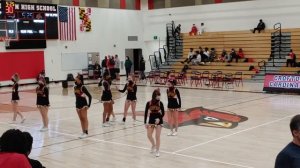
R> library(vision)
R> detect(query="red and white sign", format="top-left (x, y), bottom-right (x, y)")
top-left (263, 73), bottom-right (300, 92)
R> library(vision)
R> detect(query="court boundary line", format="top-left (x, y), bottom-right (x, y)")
top-left (173, 114), bottom-right (294, 153)
top-left (0, 121), bottom-right (252, 168)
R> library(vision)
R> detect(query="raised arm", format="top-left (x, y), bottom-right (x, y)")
top-left (144, 102), bottom-right (150, 124)
top-left (176, 89), bottom-right (181, 108)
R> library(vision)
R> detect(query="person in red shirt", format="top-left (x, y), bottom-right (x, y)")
top-left (238, 48), bottom-right (245, 59)
top-left (287, 49), bottom-right (296, 67)
top-left (0, 129), bottom-right (31, 168)
top-left (189, 24), bottom-right (198, 36)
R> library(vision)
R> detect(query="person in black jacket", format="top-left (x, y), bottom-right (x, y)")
top-left (74, 75), bottom-right (92, 139)
top-left (36, 80), bottom-right (50, 132)
top-left (253, 19), bottom-right (265, 33)
top-left (144, 89), bottom-right (165, 157)
top-left (118, 75), bottom-right (137, 125)
top-left (166, 79), bottom-right (181, 136)
top-left (23, 132), bottom-right (46, 168)
top-left (101, 56), bottom-right (107, 77)
top-left (11, 73), bottom-right (25, 124)
top-left (140, 57), bottom-right (146, 80)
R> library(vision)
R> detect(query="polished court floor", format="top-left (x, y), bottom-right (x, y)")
top-left (0, 79), bottom-right (298, 168)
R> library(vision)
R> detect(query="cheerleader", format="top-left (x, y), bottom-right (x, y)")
top-left (144, 89), bottom-right (165, 157)
top-left (11, 73), bottom-right (25, 124)
top-left (74, 75), bottom-right (92, 139)
top-left (36, 79), bottom-right (50, 132)
top-left (166, 79), bottom-right (181, 136)
top-left (101, 72), bottom-right (114, 127)
top-left (118, 75), bottom-right (137, 125)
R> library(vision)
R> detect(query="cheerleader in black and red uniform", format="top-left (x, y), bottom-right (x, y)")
top-left (74, 75), bottom-right (92, 139)
top-left (101, 72), bottom-right (114, 127)
top-left (36, 79), bottom-right (50, 132)
top-left (118, 75), bottom-right (137, 125)
top-left (11, 73), bottom-right (25, 124)
top-left (144, 89), bottom-right (165, 157)
top-left (166, 79), bottom-right (181, 136)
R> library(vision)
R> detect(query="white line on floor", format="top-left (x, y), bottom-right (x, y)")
top-left (173, 114), bottom-right (294, 153)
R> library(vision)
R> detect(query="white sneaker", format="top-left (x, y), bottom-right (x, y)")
top-left (167, 131), bottom-right (173, 136)
top-left (79, 133), bottom-right (88, 139)
top-left (120, 121), bottom-right (125, 125)
top-left (150, 146), bottom-right (156, 153)
top-left (172, 131), bottom-right (178, 136)
top-left (133, 120), bottom-right (137, 126)
top-left (102, 123), bottom-right (110, 127)
top-left (111, 117), bottom-right (116, 122)
top-left (155, 151), bottom-right (160, 157)
top-left (20, 118), bottom-right (26, 123)
top-left (40, 127), bottom-right (49, 132)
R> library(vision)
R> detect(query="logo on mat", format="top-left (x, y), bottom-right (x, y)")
top-left (117, 107), bottom-right (247, 129)
top-left (164, 107), bottom-right (248, 129)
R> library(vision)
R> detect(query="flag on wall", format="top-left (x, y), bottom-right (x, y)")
top-left (59, 6), bottom-right (76, 41)
top-left (79, 7), bottom-right (92, 32)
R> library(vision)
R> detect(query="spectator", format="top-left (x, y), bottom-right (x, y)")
top-left (101, 56), bottom-right (107, 77)
top-left (238, 48), bottom-right (248, 62)
top-left (94, 61), bottom-right (101, 78)
top-left (173, 24), bottom-right (181, 38)
top-left (181, 48), bottom-right (195, 64)
top-left (209, 48), bottom-right (217, 62)
top-left (275, 115), bottom-right (300, 168)
top-left (125, 56), bottom-right (133, 80)
top-left (108, 56), bottom-right (115, 80)
top-left (23, 132), bottom-right (45, 168)
top-left (114, 55), bottom-right (120, 80)
top-left (37, 70), bottom-right (46, 82)
top-left (286, 49), bottom-right (296, 67)
top-left (203, 47), bottom-right (210, 62)
top-left (0, 129), bottom-right (31, 168)
top-left (140, 57), bottom-right (146, 80)
top-left (199, 23), bottom-right (205, 35)
top-left (230, 48), bottom-right (239, 63)
top-left (220, 49), bottom-right (227, 62)
top-left (189, 24), bottom-right (198, 36)
top-left (252, 19), bottom-right (265, 33)
top-left (192, 51), bottom-right (202, 65)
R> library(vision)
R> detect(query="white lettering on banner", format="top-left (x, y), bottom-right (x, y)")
top-left (269, 82), bottom-right (300, 88)
top-left (273, 75), bottom-right (300, 82)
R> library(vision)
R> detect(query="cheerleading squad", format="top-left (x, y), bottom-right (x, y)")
top-left (8, 72), bottom-right (182, 157)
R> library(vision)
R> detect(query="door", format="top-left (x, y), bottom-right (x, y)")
top-left (125, 49), bottom-right (143, 73)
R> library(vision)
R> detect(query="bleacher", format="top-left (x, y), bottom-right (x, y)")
top-left (165, 28), bottom-right (300, 79)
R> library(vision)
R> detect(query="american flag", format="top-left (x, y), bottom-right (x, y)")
top-left (59, 6), bottom-right (76, 41)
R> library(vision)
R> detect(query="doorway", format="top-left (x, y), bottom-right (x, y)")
top-left (125, 49), bottom-right (143, 72)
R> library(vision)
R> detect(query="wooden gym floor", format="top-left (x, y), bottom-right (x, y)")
top-left (0, 79), bottom-right (298, 168)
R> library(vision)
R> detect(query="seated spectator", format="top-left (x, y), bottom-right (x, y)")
top-left (181, 48), bottom-right (195, 64)
top-left (219, 49), bottom-right (227, 62)
top-left (192, 51), bottom-right (202, 65)
top-left (252, 19), bottom-right (265, 33)
top-left (174, 24), bottom-right (181, 38)
top-left (286, 49), bottom-right (296, 67)
top-left (0, 129), bottom-right (31, 168)
top-left (189, 24), bottom-right (198, 36)
top-left (249, 65), bottom-right (259, 73)
top-left (275, 115), bottom-right (300, 167)
top-left (230, 48), bottom-right (239, 63)
top-left (203, 47), bottom-right (210, 62)
top-left (199, 23), bottom-right (205, 35)
top-left (23, 132), bottom-right (45, 168)
top-left (209, 48), bottom-right (217, 62)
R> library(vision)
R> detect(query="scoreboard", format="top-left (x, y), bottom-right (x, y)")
top-left (4, 1), bottom-right (58, 40)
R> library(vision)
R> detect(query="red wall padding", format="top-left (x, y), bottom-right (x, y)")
top-left (73, 0), bottom-right (79, 6)
top-left (0, 51), bottom-right (45, 81)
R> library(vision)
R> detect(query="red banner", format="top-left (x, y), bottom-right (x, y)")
top-left (263, 73), bottom-right (300, 92)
